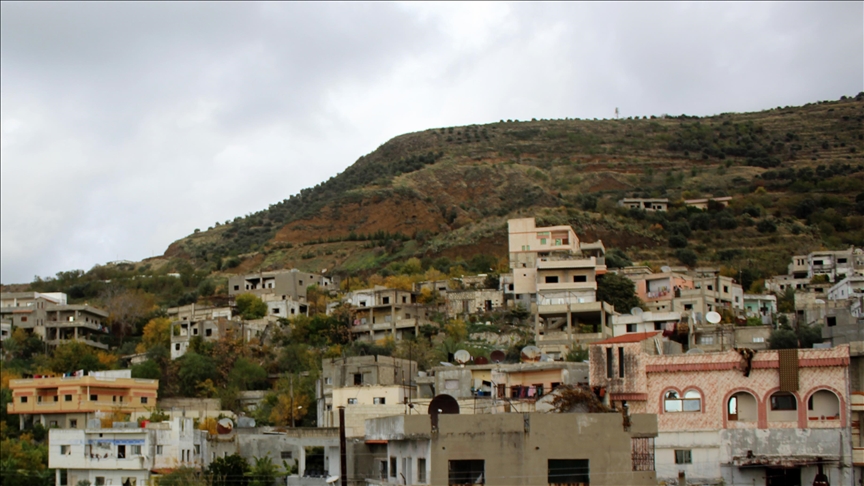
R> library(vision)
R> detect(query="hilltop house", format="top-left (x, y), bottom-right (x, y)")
top-left (0, 292), bottom-right (110, 350)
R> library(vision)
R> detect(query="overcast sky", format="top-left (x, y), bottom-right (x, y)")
top-left (1, 2), bottom-right (862, 284)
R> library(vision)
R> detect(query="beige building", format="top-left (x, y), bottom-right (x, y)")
top-left (618, 197), bottom-right (669, 212)
top-left (7, 370), bottom-right (158, 430)
top-left (345, 287), bottom-right (434, 341)
top-left (227, 268), bottom-right (333, 300)
top-left (0, 292), bottom-right (110, 350)
top-left (316, 356), bottom-right (417, 436)
top-left (364, 412), bottom-right (658, 486)
top-left (507, 218), bottom-right (613, 357)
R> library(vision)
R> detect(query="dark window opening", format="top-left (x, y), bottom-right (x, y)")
top-left (573, 275), bottom-right (587, 283)
top-left (117, 445), bottom-right (126, 459)
top-left (449, 459), bottom-right (484, 485)
top-left (626, 324), bottom-right (637, 333)
top-left (827, 316), bottom-right (836, 327)
top-left (770, 393), bottom-right (797, 411)
top-left (618, 347), bottom-right (625, 378)
top-left (605, 348), bottom-right (613, 379)
top-left (654, 323), bottom-right (663, 331)
top-left (390, 457), bottom-right (397, 478)
top-left (545, 276), bottom-right (559, 284)
top-left (354, 374), bottom-right (362, 385)
top-left (674, 450), bottom-right (691, 464)
top-left (548, 459), bottom-right (589, 485)
top-left (383, 297), bottom-right (390, 304)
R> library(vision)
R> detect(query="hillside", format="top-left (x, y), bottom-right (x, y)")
top-left (18, 94), bottom-right (864, 303)
top-left (160, 95), bottom-right (862, 279)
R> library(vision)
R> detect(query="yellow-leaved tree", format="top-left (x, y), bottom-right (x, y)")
top-left (136, 317), bottom-right (173, 354)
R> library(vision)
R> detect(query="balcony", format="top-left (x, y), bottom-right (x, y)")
top-left (536, 281), bottom-right (597, 292)
top-left (537, 258), bottom-right (597, 270)
top-left (46, 320), bottom-right (108, 333)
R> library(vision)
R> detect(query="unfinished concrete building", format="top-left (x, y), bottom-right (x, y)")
top-left (0, 292), bottom-right (109, 350)
top-left (345, 287), bottom-right (434, 342)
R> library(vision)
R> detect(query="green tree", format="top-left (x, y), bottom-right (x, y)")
top-left (48, 341), bottom-right (103, 374)
top-left (208, 453), bottom-right (250, 486)
top-left (228, 358), bottom-right (268, 391)
top-left (675, 248), bottom-right (698, 268)
top-left (131, 360), bottom-right (161, 380)
top-left (178, 353), bottom-right (216, 396)
top-left (597, 273), bottom-right (642, 313)
top-left (769, 324), bottom-right (823, 349)
top-left (156, 467), bottom-right (207, 486)
top-left (247, 456), bottom-right (280, 486)
top-left (235, 294), bottom-right (267, 320)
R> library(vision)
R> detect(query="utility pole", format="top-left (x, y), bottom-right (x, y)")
top-left (339, 406), bottom-right (348, 486)
top-left (290, 374), bottom-right (295, 428)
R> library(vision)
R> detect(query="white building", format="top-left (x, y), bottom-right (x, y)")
top-left (612, 311), bottom-right (681, 336)
top-left (49, 417), bottom-right (209, 486)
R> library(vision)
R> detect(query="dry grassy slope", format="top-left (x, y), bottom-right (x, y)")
top-left (166, 96), bottom-right (863, 277)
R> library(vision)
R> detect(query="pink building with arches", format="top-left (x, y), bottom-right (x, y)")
top-left (589, 332), bottom-right (854, 486)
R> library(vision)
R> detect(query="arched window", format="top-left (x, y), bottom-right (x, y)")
top-left (664, 390), bottom-right (702, 413)
top-left (727, 392), bottom-right (757, 421)
top-left (807, 390), bottom-right (840, 420)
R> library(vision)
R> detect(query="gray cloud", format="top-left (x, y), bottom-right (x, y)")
top-left (2, 2), bottom-right (862, 283)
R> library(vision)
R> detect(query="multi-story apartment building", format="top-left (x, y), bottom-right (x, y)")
top-left (0, 292), bottom-right (109, 350)
top-left (49, 417), bottom-right (208, 486)
top-left (345, 287), bottom-right (433, 341)
top-left (590, 332), bottom-right (853, 485)
top-left (316, 355), bottom-right (417, 437)
top-left (768, 247), bottom-right (864, 293)
top-left (227, 268), bottom-right (333, 300)
top-left (828, 275), bottom-right (864, 319)
top-left (507, 218), bottom-right (613, 357)
top-left (6, 370), bottom-right (158, 430)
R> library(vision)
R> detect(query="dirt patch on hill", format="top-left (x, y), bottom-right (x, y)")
top-left (273, 195), bottom-right (447, 244)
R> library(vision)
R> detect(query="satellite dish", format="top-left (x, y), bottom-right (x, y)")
top-left (454, 350), bottom-right (471, 365)
top-left (216, 418), bottom-right (234, 434)
top-left (706, 311), bottom-right (722, 324)
top-left (474, 356), bottom-right (489, 365)
top-left (661, 266), bottom-right (672, 273)
top-left (630, 307), bottom-right (644, 316)
top-left (326, 476), bottom-right (340, 484)
top-left (521, 345), bottom-right (542, 362)
top-left (490, 350), bottom-right (506, 364)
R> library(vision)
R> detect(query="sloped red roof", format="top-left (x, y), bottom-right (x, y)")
top-left (591, 331), bottom-right (660, 345)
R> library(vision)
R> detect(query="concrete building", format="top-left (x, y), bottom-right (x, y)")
top-left (828, 275), bottom-right (864, 319)
top-left (364, 412), bottom-right (658, 486)
top-left (416, 361), bottom-right (589, 402)
top-left (228, 268), bottom-right (333, 300)
top-left (444, 288), bottom-right (504, 319)
top-left (589, 332), bottom-right (852, 485)
top-left (49, 417), bottom-right (208, 486)
top-left (777, 247), bottom-right (864, 287)
top-left (627, 269), bottom-right (695, 313)
top-left (743, 294), bottom-right (778, 324)
top-left (7, 370), bottom-right (158, 430)
top-left (345, 287), bottom-right (434, 342)
top-left (316, 356), bottom-right (418, 436)
top-left (683, 196), bottom-right (733, 210)
top-left (507, 218), bottom-right (612, 357)
top-left (618, 197), bottom-right (669, 212)
top-left (613, 311), bottom-right (682, 336)
top-left (0, 291), bottom-right (109, 350)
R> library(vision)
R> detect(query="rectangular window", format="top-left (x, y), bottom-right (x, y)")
top-left (49, 420), bottom-right (58, 427)
top-left (64, 394), bottom-right (72, 402)
top-left (449, 459), bottom-right (484, 485)
top-left (347, 398), bottom-right (357, 405)
top-left (354, 374), bottom-right (362, 385)
top-left (132, 445), bottom-right (141, 455)
top-left (95, 478), bottom-right (106, 486)
top-left (156, 445), bottom-right (163, 454)
top-left (684, 304), bottom-right (693, 310)
top-left (544, 276), bottom-right (559, 283)
top-left (383, 297), bottom-right (390, 304)
top-left (281, 451), bottom-right (293, 459)
top-left (723, 286), bottom-right (729, 293)
top-left (325, 377), bottom-right (332, 385)
top-left (838, 258), bottom-right (847, 264)
top-left (418, 458), bottom-right (427, 483)
top-left (573, 275), bottom-right (587, 282)
top-left (548, 459), bottom-right (589, 485)
top-left (380, 460), bottom-right (388, 480)
top-left (631, 437), bottom-right (655, 471)
top-left (61, 445), bottom-right (71, 455)
top-left (540, 238), bottom-right (547, 245)
top-left (175, 343), bottom-right (181, 350)
top-left (121, 479), bottom-right (137, 486)
top-left (626, 324), bottom-right (637, 333)
top-left (141, 397), bottom-right (148, 404)
top-left (674, 450), bottom-right (692, 464)
top-left (770, 394), bottom-right (797, 411)
top-left (654, 323), bottom-right (663, 331)
top-left (606, 348), bottom-right (613, 379)
top-left (827, 316), bottom-right (837, 327)
top-left (54, 395), bottom-right (59, 402)
top-left (373, 397), bottom-right (386, 405)
top-left (618, 347), bottom-right (625, 378)
top-left (390, 457), bottom-right (398, 478)
top-left (69, 420), bottom-right (77, 428)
